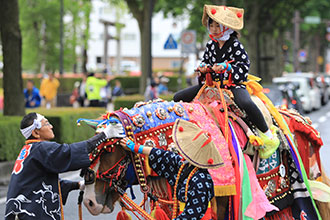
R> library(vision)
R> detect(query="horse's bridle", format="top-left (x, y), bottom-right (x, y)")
top-left (83, 110), bottom-right (149, 193)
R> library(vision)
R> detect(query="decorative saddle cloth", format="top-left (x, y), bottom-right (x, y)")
top-left (122, 99), bottom-right (236, 196)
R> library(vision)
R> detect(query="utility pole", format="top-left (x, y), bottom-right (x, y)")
top-left (100, 19), bottom-right (115, 74)
top-left (293, 10), bottom-right (300, 72)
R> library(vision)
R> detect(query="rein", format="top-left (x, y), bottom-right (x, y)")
top-left (97, 154), bottom-right (131, 191)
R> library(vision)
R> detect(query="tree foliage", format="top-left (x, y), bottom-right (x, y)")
top-left (19, 0), bottom-right (91, 74)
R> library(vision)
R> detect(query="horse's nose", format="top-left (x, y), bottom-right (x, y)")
top-left (88, 200), bottom-right (94, 207)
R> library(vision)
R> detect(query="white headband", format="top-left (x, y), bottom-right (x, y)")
top-left (20, 113), bottom-right (45, 139)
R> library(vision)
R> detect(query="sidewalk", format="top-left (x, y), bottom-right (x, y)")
top-left (0, 161), bottom-right (14, 199)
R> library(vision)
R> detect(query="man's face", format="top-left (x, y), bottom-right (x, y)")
top-left (27, 81), bottom-right (34, 91)
top-left (36, 118), bottom-right (55, 141)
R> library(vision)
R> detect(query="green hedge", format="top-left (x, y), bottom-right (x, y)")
top-left (0, 107), bottom-right (106, 161)
top-left (113, 94), bottom-right (174, 110)
top-left (110, 75), bottom-right (183, 94)
top-left (0, 75), bottom-right (187, 94)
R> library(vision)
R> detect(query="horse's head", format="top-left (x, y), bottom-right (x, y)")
top-left (78, 113), bottom-right (133, 215)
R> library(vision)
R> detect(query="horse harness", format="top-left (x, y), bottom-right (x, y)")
top-left (83, 110), bottom-right (149, 194)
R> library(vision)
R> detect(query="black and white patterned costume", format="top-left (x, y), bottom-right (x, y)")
top-left (5, 131), bottom-right (107, 220)
top-left (148, 148), bottom-right (214, 220)
top-left (197, 36), bottom-right (269, 132)
top-left (200, 36), bottom-right (250, 89)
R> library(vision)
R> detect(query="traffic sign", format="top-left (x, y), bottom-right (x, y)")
top-left (298, 49), bottom-right (307, 63)
top-left (164, 34), bottom-right (178, 50)
top-left (304, 16), bottom-right (321, 24)
top-left (181, 30), bottom-right (196, 54)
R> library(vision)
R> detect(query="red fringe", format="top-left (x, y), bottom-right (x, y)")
top-left (264, 206), bottom-right (292, 220)
top-left (116, 209), bottom-right (132, 220)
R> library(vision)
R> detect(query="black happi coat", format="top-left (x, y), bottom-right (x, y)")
top-left (200, 37), bottom-right (250, 88)
top-left (148, 148), bottom-right (214, 220)
top-left (5, 141), bottom-right (90, 220)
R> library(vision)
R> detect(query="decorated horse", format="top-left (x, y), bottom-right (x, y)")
top-left (78, 74), bottom-right (330, 220)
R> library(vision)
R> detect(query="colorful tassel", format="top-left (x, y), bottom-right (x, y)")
top-left (151, 203), bottom-right (170, 220)
top-left (116, 207), bottom-right (132, 220)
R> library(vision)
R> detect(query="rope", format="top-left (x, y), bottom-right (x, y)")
top-left (184, 167), bottom-right (198, 202)
top-left (215, 81), bottom-right (229, 143)
top-left (120, 193), bottom-right (155, 220)
top-left (57, 181), bottom-right (64, 220)
top-left (172, 163), bottom-right (186, 219)
top-left (78, 190), bottom-right (84, 220)
top-left (158, 198), bottom-right (174, 205)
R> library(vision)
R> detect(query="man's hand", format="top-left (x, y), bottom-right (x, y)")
top-left (103, 122), bottom-right (125, 139)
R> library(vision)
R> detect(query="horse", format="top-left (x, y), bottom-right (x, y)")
top-left (80, 81), bottom-right (329, 219)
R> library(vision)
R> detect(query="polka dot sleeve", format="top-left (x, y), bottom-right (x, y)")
top-left (148, 148), bottom-right (183, 186)
top-left (230, 40), bottom-right (250, 84)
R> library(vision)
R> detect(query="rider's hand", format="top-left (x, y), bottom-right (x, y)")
top-left (212, 63), bottom-right (225, 73)
top-left (103, 122), bottom-right (125, 139)
top-left (213, 62), bottom-right (232, 73)
top-left (197, 63), bottom-right (208, 73)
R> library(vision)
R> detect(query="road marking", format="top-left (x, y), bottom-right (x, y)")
top-left (327, 112), bottom-right (330, 117)
top-left (318, 116), bottom-right (327, 123)
top-left (0, 197), bottom-right (6, 204)
top-left (312, 123), bottom-right (319, 129)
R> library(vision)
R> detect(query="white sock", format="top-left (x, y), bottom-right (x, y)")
top-left (264, 129), bottom-right (273, 138)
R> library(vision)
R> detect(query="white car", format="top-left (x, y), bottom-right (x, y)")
top-left (273, 74), bottom-right (322, 113)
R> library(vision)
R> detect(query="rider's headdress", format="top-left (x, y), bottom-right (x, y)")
top-left (202, 5), bottom-right (244, 31)
top-left (172, 119), bottom-right (224, 169)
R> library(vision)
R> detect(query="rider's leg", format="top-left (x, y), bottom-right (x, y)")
top-left (231, 87), bottom-right (268, 131)
top-left (173, 84), bottom-right (202, 102)
top-left (231, 87), bottom-right (279, 158)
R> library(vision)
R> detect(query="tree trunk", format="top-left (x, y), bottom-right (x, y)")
top-left (139, 0), bottom-right (154, 94)
top-left (0, 0), bottom-right (25, 116)
top-left (243, 2), bottom-right (260, 77)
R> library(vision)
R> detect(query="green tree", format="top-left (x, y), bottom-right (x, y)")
top-left (109, 0), bottom-right (191, 93)
top-left (185, 0), bottom-right (330, 82)
top-left (19, 0), bottom-right (91, 74)
top-left (0, 0), bottom-right (25, 116)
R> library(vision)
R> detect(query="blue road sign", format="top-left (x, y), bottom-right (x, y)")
top-left (164, 34), bottom-right (178, 49)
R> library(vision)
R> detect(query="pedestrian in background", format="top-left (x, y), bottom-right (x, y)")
top-left (40, 73), bottom-right (60, 109)
top-left (85, 72), bottom-right (110, 107)
top-left (158, 76), bottom-right (170, 95)
top-left (144, 77), bottom-right (159, 101)
top-left (24, 80), bottom-right (41, 108)
top-left (112, 80), bottom-right (124, 98)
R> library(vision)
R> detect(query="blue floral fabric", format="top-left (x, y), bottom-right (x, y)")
top-left (148, 148), bottom-right (214, 220)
